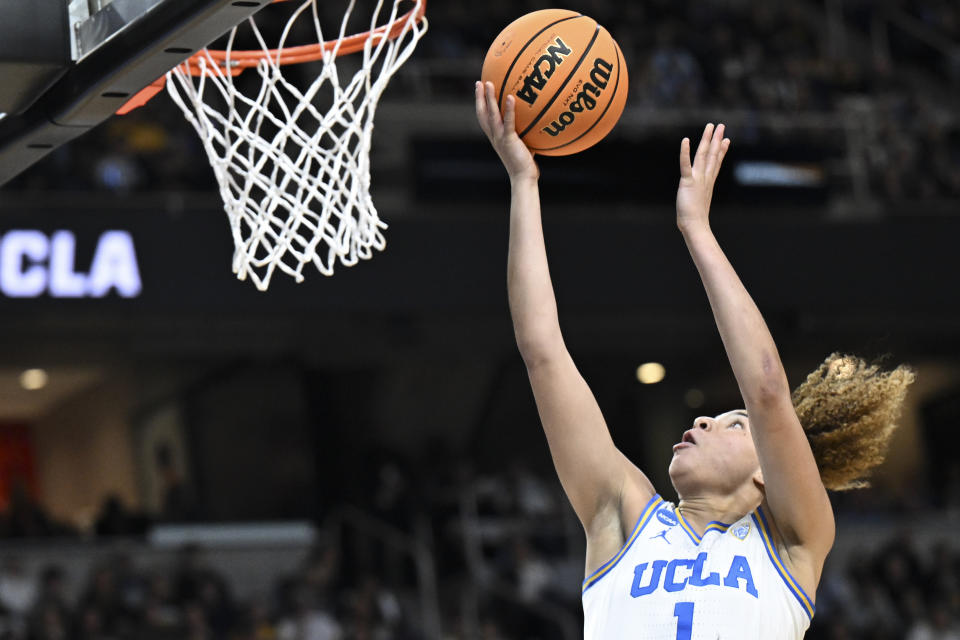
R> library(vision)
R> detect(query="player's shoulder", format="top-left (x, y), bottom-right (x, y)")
top-left (583, 455), bottom-right (658, 578)
top-left (755, 500), bottom-right (821, 608)
top-left (582, 490), bottom-right (665, 588)
top-left (615, 451), bottom-right (658, 536)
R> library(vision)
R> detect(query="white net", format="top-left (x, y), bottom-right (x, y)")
top-left (166, 0), bottom-right (427, 290)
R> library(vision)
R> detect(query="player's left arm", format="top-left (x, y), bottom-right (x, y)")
top-left (677, 125), bottom-right (835, 578)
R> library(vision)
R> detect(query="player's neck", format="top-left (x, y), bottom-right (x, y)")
top-left (676, 490), bottom-right (761, 537)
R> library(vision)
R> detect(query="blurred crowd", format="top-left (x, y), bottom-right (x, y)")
top-left (863, 93), bottom-right (960, 201)
top-left (424, 0), bottom-right (960, 201)
top-left (0, 543), bottom-right (415, 640)
top-left (5, 0), bottom-right (958, 202)
top-left (429, 0), bottom-right (858, 111)
top-left (427, 0), bottom-right (960, 108)
top-left (810, 534), bottom-right (960, 640)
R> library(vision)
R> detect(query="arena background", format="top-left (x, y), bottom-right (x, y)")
top-left (0, 0), bottom-right (958, 638)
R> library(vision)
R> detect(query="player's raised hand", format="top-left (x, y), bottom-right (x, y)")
top-left (677, 123), bottom-right (731, 232)
top-left (475, 81), bottom-right (539, 182)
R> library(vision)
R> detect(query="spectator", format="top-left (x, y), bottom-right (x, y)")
top-left (275, 581), bottom-right (341, 640)
top-left (94, 495), bottom-right (150, 538)
top-left (641, 22), bottom-right (705, 107)
top-left (906, 600), bottom-right (960, 640)
top-left (28, 566), bottom-right (71, 640)
top-left (0, 558), bottom-right (38, 637)
top-left (141, 573), bottom-right (182, 639)
top-left (77, 565), bottom-right (126, 637)
top-left (155, 443), bottom-right (198, 523)
top-left (0, 484), bottom-right (69, 539)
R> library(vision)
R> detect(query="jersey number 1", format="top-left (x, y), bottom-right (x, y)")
top-left (673, 601), bottom-right (694, 640)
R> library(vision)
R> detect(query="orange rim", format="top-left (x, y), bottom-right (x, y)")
top-left (180, 0), bottom-right (427, 77)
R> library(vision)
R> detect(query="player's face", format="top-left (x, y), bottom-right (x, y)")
top-left (668, 409), bottom-right (761, 496)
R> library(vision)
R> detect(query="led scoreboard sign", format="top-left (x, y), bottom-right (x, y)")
top-left (0, 229), bottom-right (141, 298)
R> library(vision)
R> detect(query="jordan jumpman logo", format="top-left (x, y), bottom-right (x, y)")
top-left (650, 529), bottom-right (671, 544)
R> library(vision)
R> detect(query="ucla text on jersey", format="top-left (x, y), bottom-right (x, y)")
top-left (582, 494), bottom-right (814, 640)
top-left (630, 552), bottom-right (758, 598)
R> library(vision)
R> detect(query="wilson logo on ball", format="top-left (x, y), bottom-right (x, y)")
top-left (542, 57), bottom-right (613, 137)
top-left (517, 37), bottom-right (573, 106)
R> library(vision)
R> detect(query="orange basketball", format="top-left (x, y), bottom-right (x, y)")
top-left (481, 9), bottom-right (629, 156)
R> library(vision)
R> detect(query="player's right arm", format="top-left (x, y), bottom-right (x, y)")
top-left (475, 81), bottom-right (655, 546)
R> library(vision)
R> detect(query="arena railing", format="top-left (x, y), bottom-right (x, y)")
top-left (328, 505), bottom-right (442, 638)
top-left (872, 7), bottom-right (960, 81)
top-left (456, 479), bottom-right (580, 640)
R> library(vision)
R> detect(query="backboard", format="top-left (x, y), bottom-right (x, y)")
top-left (0, 0), bottom-right (269, 186)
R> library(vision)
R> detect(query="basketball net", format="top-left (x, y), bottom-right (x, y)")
top-left (166, 0), bottom-right (428, 290)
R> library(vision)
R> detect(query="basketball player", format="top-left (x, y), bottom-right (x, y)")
top-left (475, 80), bottom-right (914, 639)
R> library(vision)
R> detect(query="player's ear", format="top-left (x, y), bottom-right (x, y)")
top-left (752, 467), bottom-right (764, 492)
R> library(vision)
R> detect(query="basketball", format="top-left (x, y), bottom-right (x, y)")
top-left (481, 9), bottom-right (628, 156)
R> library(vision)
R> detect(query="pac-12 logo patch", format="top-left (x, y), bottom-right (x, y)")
top-left (656, 506), bottom-right (679, 527)
top-left (732, 523), bottom-right (751, 540)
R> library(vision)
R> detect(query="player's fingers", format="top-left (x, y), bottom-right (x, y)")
top-left (484, 81), bottom-right (502, 132)
top-left (476, 81), bottom-right (496, 138)
top-left (716, 138), bottom-right (732, 169)
top-left (503, 94), bottom-right (517, 135)
top-left (480, 82), bottom-right (494, 128)
top-left (475, 82), bottom-right (489, 133)
top-left (679, 137), bottom-right (692, 178)
top-left (706, 123), bottom-right (725, 174)
top-left (693, 123), bottom-right (714, 171)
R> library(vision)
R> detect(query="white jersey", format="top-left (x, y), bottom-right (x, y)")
top-left (582, 494), bottom-right (814, 640)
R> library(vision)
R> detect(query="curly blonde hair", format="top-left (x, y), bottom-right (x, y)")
top-left (791, 353), bottom-right (916, 491)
